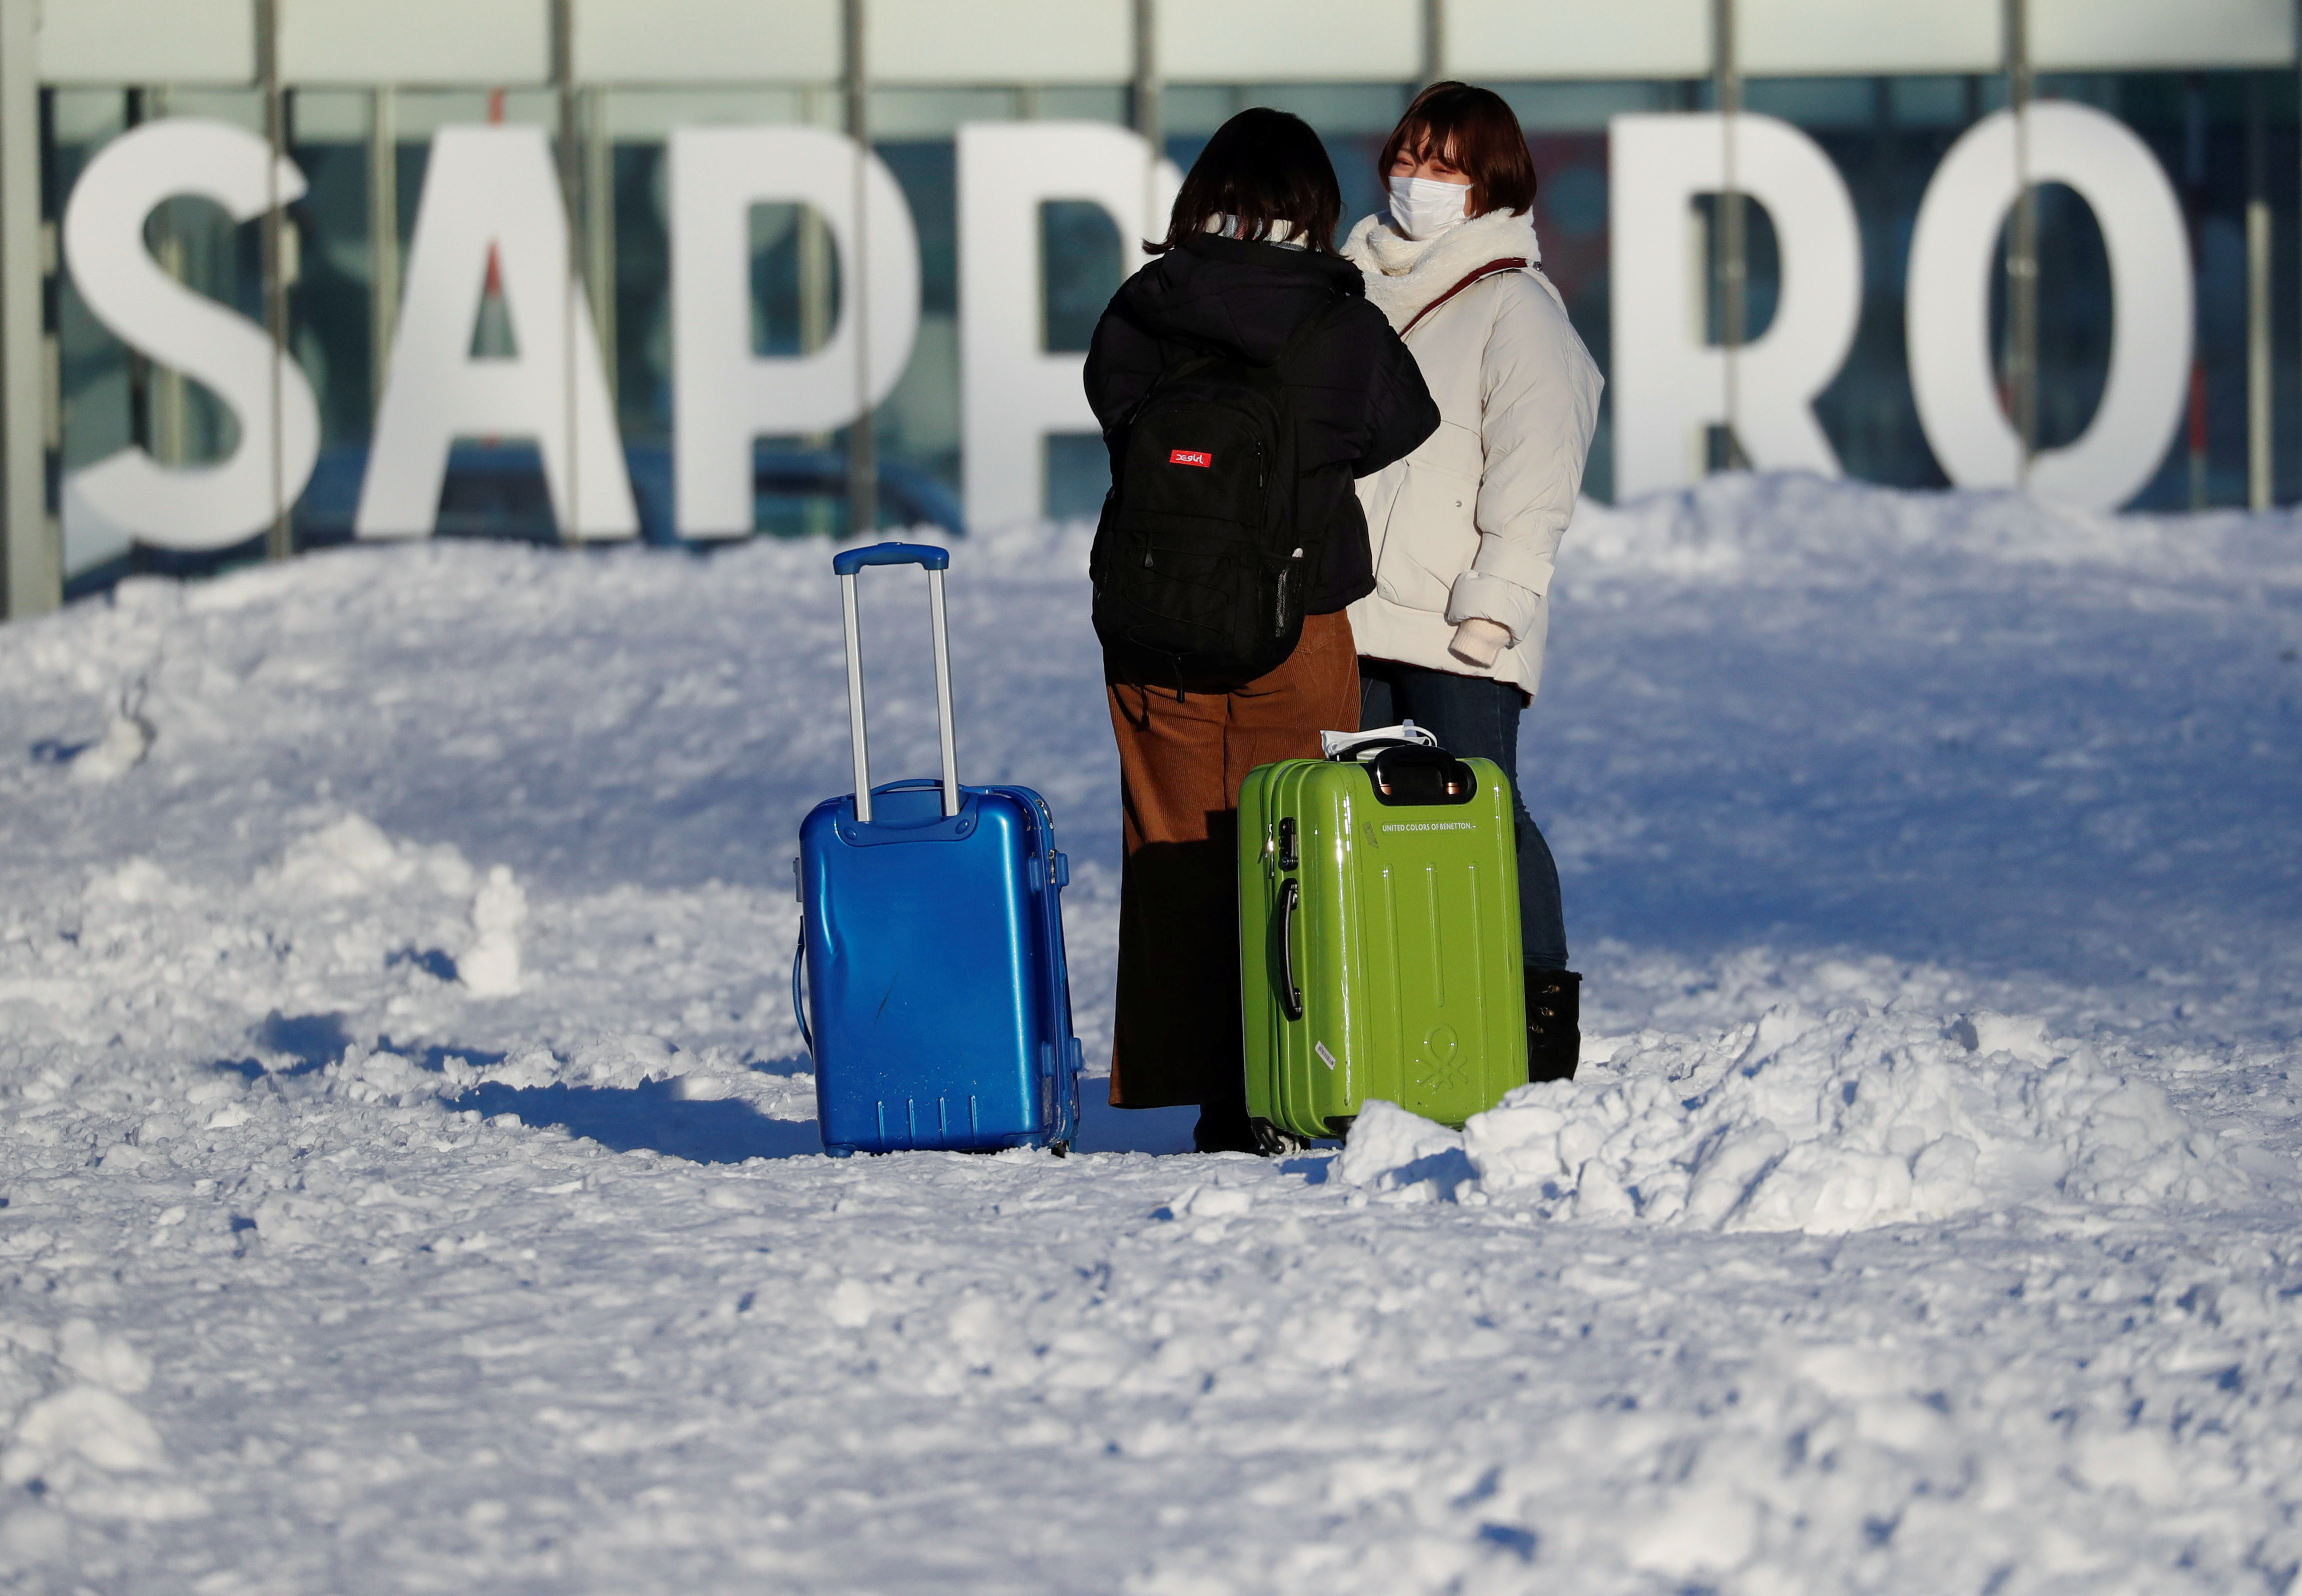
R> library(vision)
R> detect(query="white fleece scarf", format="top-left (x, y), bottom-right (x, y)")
top-left (1342, 208), bottom-right (1545, 333)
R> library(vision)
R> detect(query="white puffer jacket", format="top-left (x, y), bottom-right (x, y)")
top-left (1342, 209), bottom-right (1602, 699)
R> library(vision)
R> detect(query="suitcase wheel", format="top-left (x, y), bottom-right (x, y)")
top-left (1048, 1140), bottom-right (1070, 1158)
top-left (1249, 1118), bottom-right (1307, 1158)
top-left (1323, 1115), bottom-right (1356, 1141)
top-left (824, 1144), bottom-right (856, 1159)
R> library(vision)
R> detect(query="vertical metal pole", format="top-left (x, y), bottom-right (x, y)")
top-left (840, 572), bottom-right (873, 822)
top-left (799, 84), bottom-right (834, 537)
top-left (368, 85), bottom-right (399, 418)
top-left (1132, 0), bottom-right (1160, 154)
top-left (553, 0), bottom-right (579, 544)
top-left (799, 87), bottom-right (834, 361)
top-left (1868, 75), bottom-right (1896, 472)
top-left (2249, 71), bottom-right (2273, 510)
top-left (1713, 0), bottom-right (1746, 469)
top-left (1133, 0), bottom-right (1163, 279)
top-left (927, 568), bottom-right (959, 816)
top-left (584, 86), bottom-right (615, 403)
top-left (1421, 0), bottom-right (1445, 88)
top-left (0, 0), bottom-right (54, 618)
top-left (1686, 192), bottom-right (1711, 481)
top-left (143, 89), bottom-right (186, 469)
top-left (2005, 0), bottom-right (2037, 484)
top-left (258, 0), bottom-right (292, 560)
top-left (844, 0), bottom-right (876, 539)
top-left (2185, 73), bottom-right (2208, 510)
top-left (124, 89), bottom-right (152, 460)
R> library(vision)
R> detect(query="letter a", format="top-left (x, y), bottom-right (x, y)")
top-left (357, 125), bottom-right (634, 539)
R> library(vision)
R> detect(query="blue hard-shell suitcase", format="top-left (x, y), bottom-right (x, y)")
top-left (793, 541), bottom-right (1084, 1156)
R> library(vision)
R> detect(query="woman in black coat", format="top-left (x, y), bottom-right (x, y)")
top-left (1083, 107), bottom-right (1438, 1152)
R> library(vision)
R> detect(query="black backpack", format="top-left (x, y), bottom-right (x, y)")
top-left (1091, 312), bottom-right (1330, 693)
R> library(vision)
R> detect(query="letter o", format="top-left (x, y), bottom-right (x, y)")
top-left (1906, 102), bottom-right (2192, 510)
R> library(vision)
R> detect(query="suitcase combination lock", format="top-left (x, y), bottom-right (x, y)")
top-left (1276, 817), bottom-right (1298, 871)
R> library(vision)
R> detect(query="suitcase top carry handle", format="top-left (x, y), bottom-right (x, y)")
top-left (1333, 736), bottom-right (1443, 762)
top-left (833, 540), bottom-right (951, 576)
top-left (835, 543), bottom-right (960, 825)
top-left (1364, 744), bottom-right (1480, 807)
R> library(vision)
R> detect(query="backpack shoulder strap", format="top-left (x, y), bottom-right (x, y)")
top-left (1109, 345), bottom-right (1220, 436)
top-left (1399, 257), bottom-right (1532, 339)
top-left (1118, 292), bottom-right (1346, 436)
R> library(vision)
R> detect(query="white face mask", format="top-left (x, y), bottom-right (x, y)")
top-left (1387, 174), bottom-right (1470, 241)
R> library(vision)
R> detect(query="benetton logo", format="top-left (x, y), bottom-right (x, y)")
top-left (1168, 449), bottom-right (1212, 468)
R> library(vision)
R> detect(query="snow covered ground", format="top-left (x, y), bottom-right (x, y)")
top-left (0, 474), bottom-right (2298, 1593)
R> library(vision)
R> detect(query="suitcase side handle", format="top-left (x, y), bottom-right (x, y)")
top-left (1276, 878), bottom-right (1303, 1022)
top-left (837, 545), bottom-right (961, 825)
top-left (791, 928), bottom-right (814, 1062)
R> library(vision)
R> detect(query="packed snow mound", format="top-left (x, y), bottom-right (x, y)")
top-left (1333, 1099), bottom-right (1476, 1200)
top-left (0, 1320), bottom-right (204, 1528)
top-left (1564, 471), bottom-right (2302, 589)
top-left (1341, 1004), bottom-right (2248, 1230)
top-left (261, 814), bottom-right (477, 902)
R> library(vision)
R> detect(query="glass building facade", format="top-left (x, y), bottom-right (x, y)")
top-left (19, 0), bottom-right (2302, 597)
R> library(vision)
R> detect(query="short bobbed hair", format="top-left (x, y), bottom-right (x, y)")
top-left (1149, 107), bottom-right (1344, 255)
top-left (1379, 81), bottom-right (1538, 219)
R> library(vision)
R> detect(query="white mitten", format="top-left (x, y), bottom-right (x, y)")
top-left (1447, 617), bottom-right (1512, 669)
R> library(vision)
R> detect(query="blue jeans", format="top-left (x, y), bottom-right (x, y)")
top-left (1359, 658), bottom-right (1570, 972)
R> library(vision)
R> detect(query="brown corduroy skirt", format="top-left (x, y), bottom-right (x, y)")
top-left (1103, 609), bottom-right (1360, 1109)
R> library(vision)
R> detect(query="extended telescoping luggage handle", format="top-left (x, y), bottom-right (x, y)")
top-left (832, 541), bottom-right (960, 824)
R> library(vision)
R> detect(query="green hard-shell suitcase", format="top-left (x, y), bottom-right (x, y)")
top-left (1238, 742), bottom-right (1529, 1147)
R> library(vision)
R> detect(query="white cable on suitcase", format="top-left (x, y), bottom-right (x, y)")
top-left (1319, 720), bottom-right (1437, 760)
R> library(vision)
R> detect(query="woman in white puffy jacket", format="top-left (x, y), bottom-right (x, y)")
top-left (1344, 81), bottom-right (1603, 1081)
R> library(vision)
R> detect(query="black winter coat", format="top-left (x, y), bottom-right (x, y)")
top-left (1083, 234), bottom-right (1439, 615)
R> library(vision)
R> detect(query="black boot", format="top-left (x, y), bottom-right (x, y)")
top-left (1526, 968), bottom-right (1582, 1083)
top-left (1192, 1097), bottom-right (1259, 1154)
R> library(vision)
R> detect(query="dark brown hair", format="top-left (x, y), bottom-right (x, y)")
top-left (1148, 107), bottom-right (1343, 255)
top-left (1378, 81), bottom-right (1538, 218)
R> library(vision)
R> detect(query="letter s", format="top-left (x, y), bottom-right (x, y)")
top-left (62, 119), bottom-right (319, 551)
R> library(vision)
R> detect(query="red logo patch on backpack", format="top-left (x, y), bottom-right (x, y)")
top-left (1167, 449), bottom-right (1213, 468)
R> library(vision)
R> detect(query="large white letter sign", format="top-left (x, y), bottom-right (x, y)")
top-left (62, 119), bottom-right (319, 551)
top-left (1906, 104), bottom-right (2191, 510)
top-left (357, 125), bottom-right (635, 540)
top-left (957, 123), bottom-right (1180, 532)
top-left (1609, 113), bottom-right (1861, 500)
top-left (668, 127), bottom-right (920, 538)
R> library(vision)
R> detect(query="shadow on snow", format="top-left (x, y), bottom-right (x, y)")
top-left (450, 1077), bottom-right (822, 1163)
